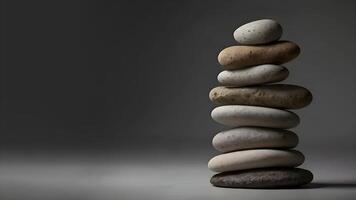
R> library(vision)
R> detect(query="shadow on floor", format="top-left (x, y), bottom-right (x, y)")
top-left (211, 181), bottom-right (356, 190)
top-left (214, 181), bottom-right (356, 190)
top-left (304, 181), bottom-right (356, 189)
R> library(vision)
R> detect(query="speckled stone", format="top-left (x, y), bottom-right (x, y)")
top-left (208, 149), bottom-right (304, 172)
top-left (211, 105), bottom-right (299, 128)
top-left (212, 127), bottom-right (298, 153)
top-left (209, 84), bottom-right (312, 109)
top-left (210, 168), bottom-right (313, 188)
top-left (218, 41), bottom-right (300, 70)
top-left (217, 64), bottom-right (289, 87)
top-left (233, 19), bottom-right (282, 45)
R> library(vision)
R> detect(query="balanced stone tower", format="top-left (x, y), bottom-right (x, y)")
top-left (208, 19), bottom-right (313, 188)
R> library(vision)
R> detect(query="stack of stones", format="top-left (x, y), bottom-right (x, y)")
top-left (208, 19), bottom-right (313, 188)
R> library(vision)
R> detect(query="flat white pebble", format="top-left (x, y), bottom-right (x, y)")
top-left (211, 105), bottom-right (299, 128)
top-left (217, 64), bottom-right (289, 87)
top-left (208, 149), bottom-right (304, 172)
top-left (212, 127), bottom-right (298, 152)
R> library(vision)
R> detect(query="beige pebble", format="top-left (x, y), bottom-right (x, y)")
top-left (209, 84), bottom-right (312, 109)
top-left (218, 41), bottom-right (300, 70)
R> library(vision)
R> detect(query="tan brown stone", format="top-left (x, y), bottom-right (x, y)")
top-left (217, 41), bottom-right (300, 70)
top-left (209, 84), bottom-right (312, 109)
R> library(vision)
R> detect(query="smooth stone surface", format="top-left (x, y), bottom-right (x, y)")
top-left (233, 19), bottom-right (282, 45)
top-left (210, 168), bottom-right (313, 188)
top-left (208, 149), bottom-right (304, 172)
top-left (209, 84), bottom-right (313, 109)
top-left (218, 41), bottom-right (300, 70)
top-left (211, 105), bottom-right (299, 128)
top-left (212, 127), bottom-right (298, 152)
top-left (217, 64), bottom-right (289, 87)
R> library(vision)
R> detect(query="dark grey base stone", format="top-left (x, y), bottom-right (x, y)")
top-left (210, 168), bottom-right (313, 188)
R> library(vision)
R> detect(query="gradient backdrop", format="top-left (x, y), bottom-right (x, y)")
top-left (0, 0), bottom-right (356, 199)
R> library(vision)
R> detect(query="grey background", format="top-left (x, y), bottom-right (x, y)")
top-left (0, 0), bottom-right (356, 199)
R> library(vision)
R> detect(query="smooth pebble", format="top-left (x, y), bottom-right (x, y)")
top-left (211, 168), bottom-right (313, 188)
top-left (211, 105), bottom-right (300, 128)
top-left (209, 84), bottom-right (313, 109)
top-left (212, 127), bottom-right (298, 152)
top-left (217, 64), bottom-right (289, 87)
top-left (218, 41), bottom-right (300, 70)
top-left (233, 19), bottom-right (282, 45)
top-left (208, 149), bottom-right (305, 172)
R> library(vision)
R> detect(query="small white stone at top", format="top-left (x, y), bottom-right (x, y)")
top-left (233, 19), bottom-right (282, 45)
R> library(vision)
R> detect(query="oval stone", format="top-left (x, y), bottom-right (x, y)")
top-left (233, 19), bottom-right (283, 45)
top-left (210, 168), bottom-right (313, 188)
top-left (212, 127), bottom-right (298, 152)
top-left (211, 105), bottom-right (299, 128)
top-left (218, 41), bottom-right (300, 70)
top-left (208, 149), bottom-right (304, 172)
top-left (209, 84), bottom-right (313, 109)
top-left (217, 64), bottom-right (289, 87)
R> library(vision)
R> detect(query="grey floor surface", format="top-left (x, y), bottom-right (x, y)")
top-left (0, 151), bottom-right (355, 200)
